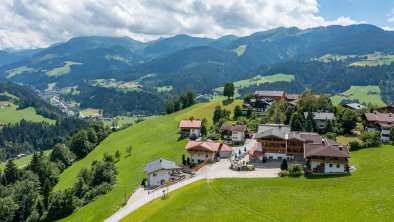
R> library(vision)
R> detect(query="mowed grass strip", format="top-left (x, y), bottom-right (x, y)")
top-left (123, 145), bottom-right (394, 222)
top-left (0, 101), bottom-right (56, 125)
top-left (0, 150), bottom-right (52, 171)
top-left (330, 85), bottom-right (386, 106)
top-left (55, 100), bottom-right (242, 222)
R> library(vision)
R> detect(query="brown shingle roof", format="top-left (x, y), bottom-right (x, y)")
top-left (286, 94), bottom-right (299, 101)
top-left (221, 124), bottom-right (247, 132)
top-left (185, 141), bottom-right (233, 153)
top-left (255, 90), bottom-right (284, 97)
top-left (179, 120), bottom-right (202, 129)
top-left (304, 138), bottom-right (349, 158)
top-left (363, 112), bottom-right (394, 123)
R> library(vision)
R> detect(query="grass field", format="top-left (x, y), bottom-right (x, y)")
top-left (213, 74), bottom-right (294, 99)
top-left (336, 135), bottom-right (362, 146)
top-left (0, 101), bottom-right (56, 125)
top-left (318, 53), bottom-right (394, 67)
top-left (232, 44), bottom-right (247, 56)
top-left (0, 150), bottom-right (52, 171)
top-left (6, 66), bottom-right (36, 78)
top-left (123, 145), bottom-right (394, 222)
top-left (330, 85), bottom-right (386, 106)
top-left (46, 61), bottom-right (82, 77)
top-left (103, 116), bottom-right (136, 128)
top-left (55, 99), bottom-right (242, 222)
top-left (79, 108), bottom-right (101, 118)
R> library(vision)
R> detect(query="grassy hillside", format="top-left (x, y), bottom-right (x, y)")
top-left (0, 150), bottom-right (52, 171)
top-left (330, 85), bottom-right (385, 106)
top-left (55, 99), bottom-right (242, 222)
top-left (123, 145), bottom-right (394, 222)
top-left (0, 101), bottom-right (56, 125)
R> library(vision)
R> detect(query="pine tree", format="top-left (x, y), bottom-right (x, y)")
top-left (2, 160), bottom-right (19, 185)
top-left (223, 82), bottom-right (235, 99)
top-left (213, 106), bottom-right (222, 123)
top-left (233, 105), bottom-right (242, 120)
top-left (280, 159), bottom-right (288, 170)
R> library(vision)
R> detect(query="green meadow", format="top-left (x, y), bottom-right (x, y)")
top-left (124, 145), bottom-right (394, 222)
top-left (0, 150), bottom-right (52, 171)
top-left (0, 101), bottom-right (55, 125)
top-left (330, 85), bottom-right (385, 106)
top-left (55, 100), bottom-right (242, 222)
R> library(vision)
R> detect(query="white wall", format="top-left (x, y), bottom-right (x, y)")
top-left (311, 161), bottom-right (346, 173)
top-left (147, 170), bottom-right (171, 187)
top-left (231, 131), bottom-right (245, 142)
top-left (190, 128), bottom-right (201, 137)
top-left (265, 153), bottom-right (286, 160)
top-left (188, 152), bottom-right (215, 164)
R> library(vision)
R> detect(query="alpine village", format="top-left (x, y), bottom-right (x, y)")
top-left (1, 2), bottom-right (394, 221)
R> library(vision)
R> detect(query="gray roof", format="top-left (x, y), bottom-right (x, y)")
top-left (255, 90), bottom-right (284, 97)
top-left (304, 112), bottom-right (335, 120)
top-left (257, 124), bottom-right (290, 134)
top-left (144, 158), bottom-right (181, 174)
top-left (254, 128), bottom-right (287, 139)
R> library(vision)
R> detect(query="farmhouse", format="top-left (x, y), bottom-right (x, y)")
top-left (179, 120), bottom-right (202, 138)
top-left (221, 124), bottom-right (247, 144)
top-left (304, 134), bottom-right (350, 174)
top-left (254, 90), bottom-right (285, 101)
top-left (143, 158), bottom-right (182, 187)
top-left (245, 98), bottom-right (272, 112)
top-left (304, 112), bottom-right (335, 132)
top-left (185, 140), bottom-right (233, 164)
top-left (342, 103), bottom-right (366, 110)
top-left (376, 105), bottom-right (394, 113)
top-left (0, 103), bottom-right (11, 109)
top-left (285, 93), bottom-right (299, 102)
top-left (361, 112), bottom-right (393, 142)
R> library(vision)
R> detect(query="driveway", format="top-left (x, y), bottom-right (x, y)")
top-left (105, 152), bottom-right (280, 222)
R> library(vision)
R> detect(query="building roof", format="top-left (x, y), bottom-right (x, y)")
top-left (221, 124), bottom-right (247, 132)
top-left (254, 128), bottom-right (287, 140)
top-left (254, 90), bottom-right (285, 97)
top-left (376, 105), bottom-right (394, 112)
top-left (179, 120), bottom-right (202, 129)
top-left (257, 124), bottom-right (290, 134)
top-left (299, 133), bottom-right (322, 143)
top-left (285, 94), bottom-right (299, 101)
top-left (342, 103), bottom-right (366, 110)
top-left (304, 112), bottom-right (335, 120)
top-left (362, 112), bottom-right (394, 123)
top-left (186, 141), bottom-right (233, 153)
top-left (144, 158), bottom-right (182, 174)
top-left (304, 138), bottom-right (349, 158)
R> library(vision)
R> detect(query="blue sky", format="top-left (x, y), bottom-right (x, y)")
top-left (0, 0), bottom-right (393, 50)
top-left (318, 0), bottom-right (394, 28)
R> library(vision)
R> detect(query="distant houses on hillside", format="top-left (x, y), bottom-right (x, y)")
top-left (179, 120), bottom-right (202, 138)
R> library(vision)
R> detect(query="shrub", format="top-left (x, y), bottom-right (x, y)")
top-left (280, 159), bottom-right (288, 170)
top-left (81, 182), bottom-right (112, 205)
top-left (288, 164), bottom-right (304, 177)
top-left (280, 170), bottom-right (289, 177)
top-left (349, 140), bottom-right (363, 151)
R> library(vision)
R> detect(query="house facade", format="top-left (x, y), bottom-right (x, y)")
top-left (362, 112), bottom-right (393, 142)
top-left (304, 112), bottom-right (335, 132)
top-left (220, 124), bottom-right (247, 144)
top-left (144, 158), bottom-right (182, 187)
top-left (304, 135), bottom-right (349, 174)
top-left (185, 141), bottom-right (233, 164)
top-left (376, 105), bottom-right (394, 113)
top-left (179, 120), bottom-right (202, 138)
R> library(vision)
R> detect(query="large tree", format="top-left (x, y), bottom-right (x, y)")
top-left (2, 160), bottom-right (19, 185)
top-left (289, 112), bottom-right (304, 131)
top-left (340, 109), bottom-right (358, 134)
top-left (70, 130), bottom-right (92, 159)
top-left (233, 105), bottom-right (242, 120)
top-left (223, 82), bottom-right (235, 99)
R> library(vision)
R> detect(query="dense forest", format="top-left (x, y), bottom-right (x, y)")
top-left (0, 122), bottom-right (114, 222)
top-left (73, 83), bottom-right (166, 116)
top-left (0, 80), bottom-right (90, 160)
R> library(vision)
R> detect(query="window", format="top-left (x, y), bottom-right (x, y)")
top-left (153, 173), bottom-right (157, 177)
top-left (336, 164), bottom-right (340, 168)
top-left (329, 164), bottom-right (333, 168)
top-left (278, 157), bottom-right (282, 160)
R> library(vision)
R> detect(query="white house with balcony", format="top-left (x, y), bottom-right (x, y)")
top-left (144, 158), bottom-right (182, 187)
top-left (220, 124), bottom-right (247, 144)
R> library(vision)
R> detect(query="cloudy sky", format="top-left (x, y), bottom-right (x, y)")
top-left (1, 0), bottom-right (394, 50)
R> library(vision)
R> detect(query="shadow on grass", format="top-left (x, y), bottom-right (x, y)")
top-left (305, 173), bottom-right (351, 179)
top-left (222, 99), bottom-right (234, 106)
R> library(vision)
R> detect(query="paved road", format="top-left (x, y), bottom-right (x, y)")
top-left (105, 158), bottom-right (280, 222)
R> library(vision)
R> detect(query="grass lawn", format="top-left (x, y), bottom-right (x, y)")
top-left (103, 116), bottom-right (136, 128)
top-left (213, 74), bottom-right (294, 99)
top-left (46, 61), bottom-right (82, 77)
top-left (79, 108), bottom-right (101, 118)
top-left (123, 145), bottom-right (394, 222)
top-left (330, 85), bottom-right (385, 106)
top-left (336, 135), bottom-right (362, 146)
top-left (0, 150), bottom-right (52, 171)
top-left (0, 101), bottom-right (56, 125)
top-left (55, 99), bottom-right (242, 222)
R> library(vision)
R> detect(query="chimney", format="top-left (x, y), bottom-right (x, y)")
top-left (339, 146), bottom-right (343, 151)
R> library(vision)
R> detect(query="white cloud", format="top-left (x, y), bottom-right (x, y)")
top-left (388, 9), bottom-right (394, 22)
top-left (382, 26), bottom-right (394, 31)
top-left (0, 0), bottom-right (363, 50)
